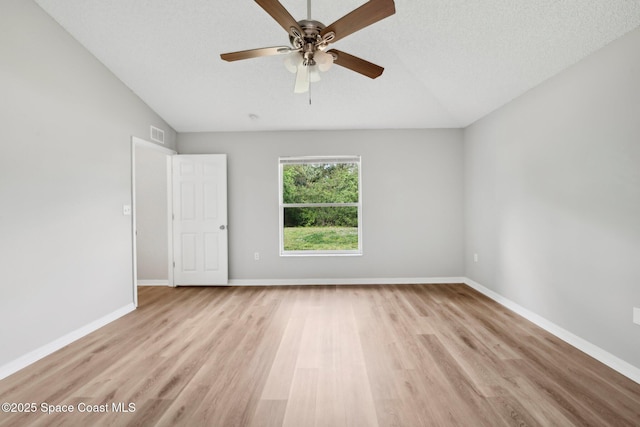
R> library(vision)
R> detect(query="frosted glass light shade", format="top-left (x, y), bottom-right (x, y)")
top-left (284, 52), bottom-right (302, 73)
top-left (314, 50), bottom-right (333, 72)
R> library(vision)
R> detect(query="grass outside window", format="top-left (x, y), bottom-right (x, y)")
top-left (283, 226), bottom-right (359, 251)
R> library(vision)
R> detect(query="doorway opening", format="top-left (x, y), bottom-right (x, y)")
top-left (131, 136), bottom-right (176, 307)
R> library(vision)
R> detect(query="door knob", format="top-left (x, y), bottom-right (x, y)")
top-left (220, 225), bottom-right (226, 230)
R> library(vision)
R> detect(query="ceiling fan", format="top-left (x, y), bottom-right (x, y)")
top-left (220, 0), bottom-right (396, 93)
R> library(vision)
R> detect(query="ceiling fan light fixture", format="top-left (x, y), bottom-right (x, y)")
top-left (284, 51), bottom-right (302, 73)
top-left (294, 62), bottom-right (310, 93)
top-left (314, 49), bottom-right (333, 72)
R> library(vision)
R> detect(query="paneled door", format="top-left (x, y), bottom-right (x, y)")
top-left (172, 154), bottom-right (228, 285)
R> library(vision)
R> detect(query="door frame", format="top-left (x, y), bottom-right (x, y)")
top-left (131, 136), bottom-right (176, 307)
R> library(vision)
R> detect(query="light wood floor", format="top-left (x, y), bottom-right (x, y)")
top-left (1, 284), bottom-right (639, 426)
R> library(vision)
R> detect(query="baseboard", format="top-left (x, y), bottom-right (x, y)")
top-left (0, 303), bottom-right (136, 381)
top-left (137, 279), bottom-right (170, 286)
top-left (228, 277), bottom-right (467, 286)
top-left (463, 277), bottom-right (640, 385)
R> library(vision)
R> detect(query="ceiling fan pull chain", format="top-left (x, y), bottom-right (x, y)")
top-left (308, 65), bottom-right (312, 105)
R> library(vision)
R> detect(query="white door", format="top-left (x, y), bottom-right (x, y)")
top-left (172, 154), bottom-right (228, 285)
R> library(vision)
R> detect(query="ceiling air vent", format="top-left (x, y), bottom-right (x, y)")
top-left (150, 126), bottom-right (165, 144)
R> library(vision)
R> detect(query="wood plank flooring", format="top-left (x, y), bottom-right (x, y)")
top-left (1, 284), bottom-right (639, 426)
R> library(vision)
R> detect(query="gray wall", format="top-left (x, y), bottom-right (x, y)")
top-left (0, 0), bottom-right (176, 367)
top-left (464, 27), bottom-right (640, 367)
top-left (178, 129), bottom-right (465, 281)
top-left (135, 146), bottom-right (169, 281)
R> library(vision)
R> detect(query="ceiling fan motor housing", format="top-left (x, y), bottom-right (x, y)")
top-left (290, 20), bottom-right (335, 66)
top-left (290, 19), bottom-right (324, 46)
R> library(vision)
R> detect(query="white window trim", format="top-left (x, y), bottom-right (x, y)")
top-left (279, 155), bottom-right (363, 257)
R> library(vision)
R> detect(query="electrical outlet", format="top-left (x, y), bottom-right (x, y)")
top-left (634, 307), bottom-right (640, 325)
top-left (473, 253), bottom-right (479, 263)
top-left (254, 252), bottom-right (260, 261)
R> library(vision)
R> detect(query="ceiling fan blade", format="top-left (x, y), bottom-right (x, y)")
top-left (220, 46), bottom-right (293, 62)
top-left (255, 0), bottom-right (303, 37)
top-left (327, 49), bottom-right (384, 79)
top-left (321, 0), bottom-right (396, 44)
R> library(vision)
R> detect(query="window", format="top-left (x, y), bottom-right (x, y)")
top-left (279, 156), bottom-right (362, 256)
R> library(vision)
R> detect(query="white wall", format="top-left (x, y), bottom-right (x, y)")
top-left (178, 129), bottom-right (465, 282)
top-left (135, 146), bottom-right (169, 281)
top-left (464, 27), bottom-right (640, 368)
top-left (0, 0), bottom-right (176, 368)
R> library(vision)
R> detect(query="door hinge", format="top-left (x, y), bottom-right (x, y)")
top-left (173, 261), bottom-right (175, 268)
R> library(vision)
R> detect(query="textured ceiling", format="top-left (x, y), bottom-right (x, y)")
top-left (34, 0), bottom-right (640, 132)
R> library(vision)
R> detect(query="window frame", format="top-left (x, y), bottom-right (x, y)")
top-left (278, 155), bottom-right (363, 257)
